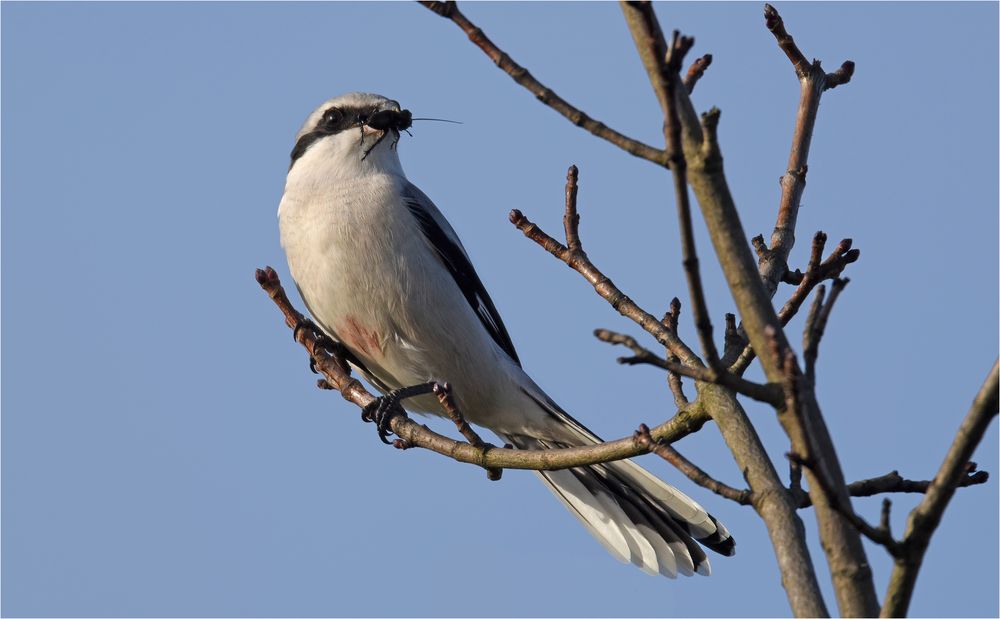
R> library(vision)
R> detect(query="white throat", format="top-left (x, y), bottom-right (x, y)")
top-left (288, 129), bottom-right (405, 191)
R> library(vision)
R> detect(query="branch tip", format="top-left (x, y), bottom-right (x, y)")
top-left (684, 53), bottom-right (713, 93)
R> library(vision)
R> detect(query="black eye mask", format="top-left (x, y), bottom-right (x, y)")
top-left (289, 106), bottom-right (413, 168)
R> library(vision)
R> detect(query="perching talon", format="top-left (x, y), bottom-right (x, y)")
top-left (360, 382), bottom-right (438, 445)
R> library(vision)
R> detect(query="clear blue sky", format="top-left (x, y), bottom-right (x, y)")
top-left (2, 2), bottom-right (997, 617)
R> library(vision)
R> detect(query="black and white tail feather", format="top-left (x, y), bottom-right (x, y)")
top-left (503, 397), bottom-right (734, 578)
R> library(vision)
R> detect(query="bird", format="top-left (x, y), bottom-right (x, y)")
top-left (277, 92), bottom-right (734, 578)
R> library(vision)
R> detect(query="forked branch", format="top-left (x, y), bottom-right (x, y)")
top-left (509, 166), bottom-right (702, 367)
top-left (593, 328), bottom-right (781, 406)
top-left (636, 424), bottom-right (752, 505)
top-left (758, 3), bottom-right (855, 296)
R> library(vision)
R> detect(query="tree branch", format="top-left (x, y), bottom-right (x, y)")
top-left (257, 266), bottom-right (713, 473)
top-left (684, 53), bottom-right (712, 94)
top-left (663, 299), bottom-right (690, 408)
top-left (766, 326), bottom-right (880, 616)
top-left (635, 424), bottom-right (753, 505)
top-left (419, 1), bottom-right (669, 166)
top-left (758, 3), bottom-right (855, 296)
top-left (787, 452), bottom-right (902, 557)
top-left (794, 468), bottom-right (991, 508)
top-left (509, 165), bottom-right (702, 367)
top-left (594, 328), bottom-right (781, 406)
top-left (620, 4), bottom-right (832, 616)
top-left (802, 278), bottom-right (849, 378)
top-left (659, 29), bottom-right (723, 372)
top-left (882, 359), bottom-right (999, 617)
top-left (659, 11), bottom-right (875, 606)
top-left (731, 232), bottom-right (858, 374)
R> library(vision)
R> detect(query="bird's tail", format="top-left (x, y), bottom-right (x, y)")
top-left (502, 429), bottom-right (735, 578)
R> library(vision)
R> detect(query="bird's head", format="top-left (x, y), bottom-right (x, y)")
top-left (288, 92), bottom-right (412, 175)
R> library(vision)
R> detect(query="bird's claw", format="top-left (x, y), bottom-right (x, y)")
top-left (292, 316), bottom-right (320, 344)
top-left (360, 382), bottom-right (438, 445)
top-left (361, 394), bottom-right (401, 444)
top-left (292, 317), bottom-right (340, 374)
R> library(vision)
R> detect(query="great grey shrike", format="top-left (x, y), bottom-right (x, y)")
top-left (277, 92), bottom-right (734, 578)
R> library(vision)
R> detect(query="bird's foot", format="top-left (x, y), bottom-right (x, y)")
top-left (292, 316), bottom-right (321, 343)
top-left (361, 382), bottom-right (437, 444)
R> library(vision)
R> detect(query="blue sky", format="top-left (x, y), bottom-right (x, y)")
top-left (2, 2), bottom-right (997, 617)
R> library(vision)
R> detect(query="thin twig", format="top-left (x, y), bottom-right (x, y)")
top-left (824, 61), bottom-right (856, 91)
top-left (663, 299), bottom-right (689, 407)
top-left (763, 3), bottom-right (810, 77)
top-left (419, 1), bottom-right (668, 166)
top-left (794, 468), bottom-right (991, 508)
top-left (779, 338), bottom-right (902, 556)
top-left (801, 283), bottom-right (827, 376)
top-left (257, 266), bottom-right (713, 472)
top-left (636, 424), bottom-right (753, 505)
top-left (563, 165), bottom-right (582, 252)
top-left (508, 166), bottom-right (701, 367)
top-left (882, 359), bottom-right (999, 617)
top-left (803, 278), bottom-right (849, 378)
top-left (722, 313), bottom-right (742, 363)
top-left (787, 453), bottom-right (902, 556)
top-left (758, 4), bottom-right (855, 297)
top-left (684, 53), bottom-right (712, 94)
top-left (594, 328), bottom-right (781, 406)
top-left (623, 11), bottom-right (721, 372)
top-left (433, 382), bottom-right (503, 480)
top-left (731, 233), bottom-right (859, 374)
top-left (661, 30), bottom-right (723, 372)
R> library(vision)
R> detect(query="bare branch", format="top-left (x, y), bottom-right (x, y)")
top-left (882, 359), bottom-right (1000, 617)
top-left (684, 53), bottom-right (712, 94)
top-left (787, 453), bottom-right (902, 557)
top-left (758, 4), bottom-right (856, 296)
top-left (257, 266), bottom-right (713, 472)
top-left (768, 326), bottom-right (880, 616)
top-left (636, 424), bottom-right (752, 505)
top-left (432, 383), bottom-right (503, 480)
top-left (801, 283), bottom-right (827, 370)
top-left (794, 468), bottom-right (991, 508)
top-left (419, 1), bottom-right (668, 165)
top-left (620, 4), bottom-right (832, 615)
top-left (562, 165), bottom-right (582, 252)
top-left (803, 278), bottom-right (849, 378)
top-left (594, 328), bottom-right (782, 406)
top-left (508, 167), bottom-right (701, 367)
top-left (825, 61), bottom-right (856, 91)
top-left (618, 4), bottom-right (722, 373)
top-left (721, 313), bottom-right (739, 357)
top-left (663, 299), bottom-right (689, 407)
top-left (763, 3), bottom-right (810, 77)
top-left (662, 31), bottom-right (723, 373)
top-left (731, 233), bottom-right (859, 374)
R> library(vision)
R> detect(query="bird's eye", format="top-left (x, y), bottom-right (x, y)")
top-left (322, 107), bottom-right (343, 126)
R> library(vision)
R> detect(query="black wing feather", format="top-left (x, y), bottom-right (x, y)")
top-left (402, 194), bottom-right (521, 366)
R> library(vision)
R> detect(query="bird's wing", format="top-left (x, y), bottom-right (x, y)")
top-left (401, 181), bottom-right (521, 366)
